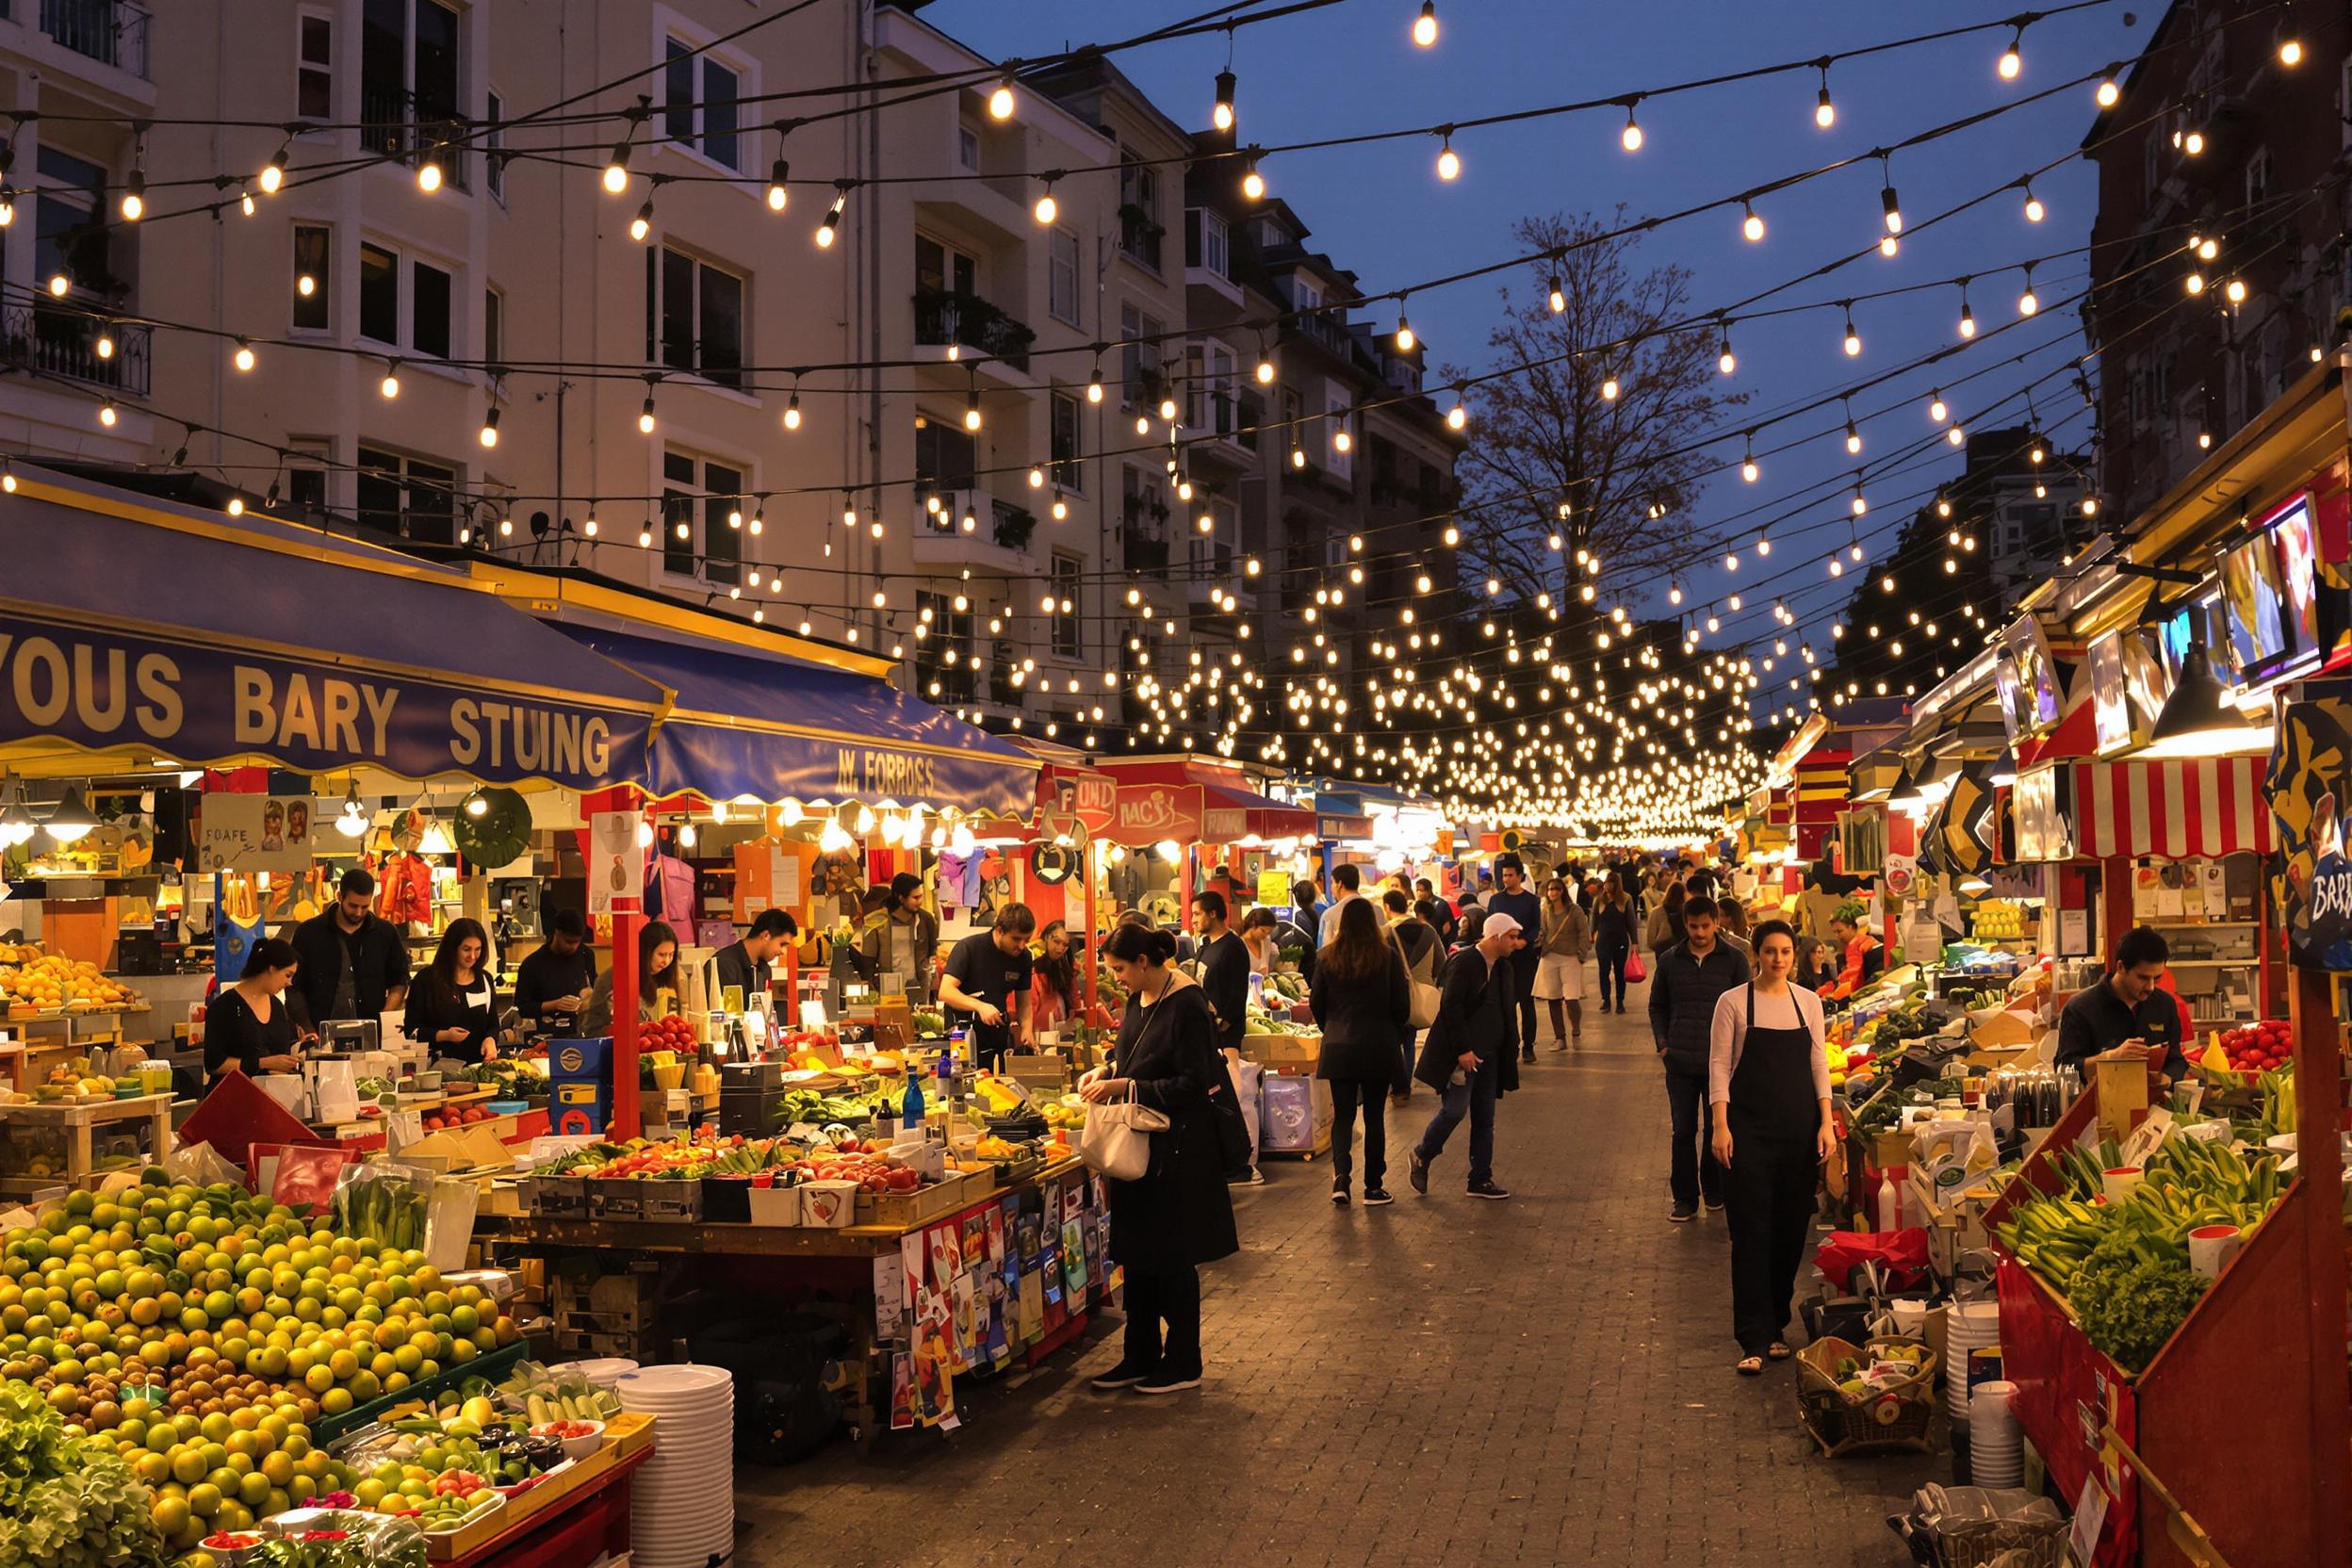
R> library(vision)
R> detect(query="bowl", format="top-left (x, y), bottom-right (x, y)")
top-left (414, 1070), bottom-right (445, 1091)
top-left (529, 1418), bottom-right (606, 1461)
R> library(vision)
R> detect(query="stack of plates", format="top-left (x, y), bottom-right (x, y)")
top-left (1944, 1299), bottom-right (2001, 1425)
top-left (618, 1364), bottom-right (736, 1568)
top-left (1969, 1380), bottom-right (2023, 1488)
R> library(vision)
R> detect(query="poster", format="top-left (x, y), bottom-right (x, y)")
top-left (871, 1254), bottom-right (905, 1343)
top-left (2268, 685), bottom-right (2352, 967)
top-left (197, 793), bottom-right (321, 873)
top-left (586, 810), bottom-right (640, 915)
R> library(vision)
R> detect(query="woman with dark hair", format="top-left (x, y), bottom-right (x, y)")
top-left (1708, 919), bottom-right (1835, 1374)
top-left (205, 937), bottom-right (303, 1086)
top-left (1311, 897), bottom-right (1412, 1205)
top-left (1646, 882), bottom-right (1688, 958)
top-left (1592, 872), bottom-right (1637, 1013)
top-left (403, 917), bottom-right (503, 1059)
top-left (1079, 923), bottom-right (1238, 1396)
top-left (1239, 906), bottom-right (1281, 976)
top-left (1031, 920), bottom-right (1081, 1033)
top-left (582, 920), bottom-right (681, 1034)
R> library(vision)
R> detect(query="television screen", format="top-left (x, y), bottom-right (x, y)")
top-left (2269, 495), bottom-right (2322, 673)
top-left (2221, 531), bottom-right (2292, 682)
top-left (2088, 630), bottom-right (2132, 754)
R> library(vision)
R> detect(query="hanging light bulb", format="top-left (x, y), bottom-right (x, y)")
top-left (2096, 74), bottom-right (2120, 107)
top-left (416, 146), bottom-right (445, 193)
top-left (0, 188), bottom-right (15, 227)
top-left (231, 337), bottom-right (254, 373)
top-left (1740, 436), bottom-right (1759, 482)
top-left (1213, 68), bottom-right (1237, 132)
top-left (1600, 374), bottom-right (1620, 400)
top-left (2279, 36), bottom-right (2304, 66)
top-left (1958, 293), bottom-right (1977, 338)
top-left (2184, 270), bottom-right (2206, 296)
top-left (783, 389), bottom-right (802, 431)
top-left (964, 387), bottom-right (983, 432)
top-left (2017, 267), bottom-right (2039, 316)
top-left (1446, 400), bottom-right (1467, 431)
top-left (120, 167), bottom-right (145, 220)
top-left (1241, 150), bottom-right (1266, 201)
top-left (1546, 274), bottom-right (1565, 312)
top-left (1947, 423), bottom-right (1967, 446)
top-left (1395, 314), bottom-right (1415, 351)
top-left (1254, 349), bottom-right (1275, 384)
top-left (1842, 310), bottom-right (1862, 357)
top-left (630, 198), bottom-right (654, 242)
top-left (380, 362), bottom-right (401, 400)
top-left (2224, 275), bottom-right (2247, 303)
top-left (1741, 201), bottom-right (1764, 242)
top-left (2182, 127), bottom-right (2206, 156)
top-left (1434, 136), bottom-right (1461, 181)
top-left (1998, 25), bottom-right (2023, 79)
top-left (988, 71), bottom-right (1017, 121)
top-left (1845, 420), bottom-right (1862, 455)
top-left (1716, 327), bottom-right (1736, 376)
top-left (91, 324), bottom-right (114, 360)
top-left (601, 135), bottom-right (632, 194)
top-left (1413, 1), bottom-right (1439, 48)
top-left (1851, 485), bottom-right (1868, 515)
top-left (1620, 102), bottom-right (1643, 152)
top-left (46, 271), bottom-right (69, 298)
top-left (1928, 389), bottom-right (1948, 423)
top-left (816, 188), bottom-right (845, 247)
top-left (639, 392), bottom-right (657, 433)
top-left (479, 405), bottom-right (500, 449)
top-left (766, 156), bottom-right (790, 212)
top-left (2022, 184), bottom-right (2045, 222)
top-left (1033, 178), bottom-right (1058, 224)
top-left (1088, 363), bottom-right (1106, 403)
top-left (1814, 66), bottom-right (1836, 127)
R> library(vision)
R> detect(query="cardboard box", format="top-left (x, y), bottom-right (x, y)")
top-left (528, 1174), bottom-right (588, 1219)
top-left (1004, 1053), bottom-right (1069, 1091)
top-left (636, 1181), bottom-right (703, 1223)
top-left (586, 1182), bottom-right (643, 1221)
top-left (1871, 1130), bottom-right (1915, 1173)
top-left (1243, 1031), bottom-right (1321, 1075)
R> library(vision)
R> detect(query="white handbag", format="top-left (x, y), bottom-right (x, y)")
top-left (1078, 1080), bottom-right (1168, 1181)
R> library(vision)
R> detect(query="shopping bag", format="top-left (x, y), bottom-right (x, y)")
top-left (1623, 951), bottom-right (1648, 984)
top-left (1207, 1061), bottom-right (1253, 1179)
top-left (1813, 1227), bottom-right (1932, 1295)
top-left (1076, 1085), bottom-right (1168, 1181)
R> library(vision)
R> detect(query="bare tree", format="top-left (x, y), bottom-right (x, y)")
top-left (1443, 211), bottom-right (1742, 606)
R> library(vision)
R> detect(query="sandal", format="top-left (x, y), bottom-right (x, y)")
top-left (1766, 1342), bottom-right (1793, 1361)
top-left (1736, 1356), bottom-right (1764, 1377)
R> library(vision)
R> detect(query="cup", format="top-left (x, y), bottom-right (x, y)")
top-left (2187, 1222), bottom-right (2244, 1280)
top-left (799, 1178), bottom-right (858, 1228)
top-left (2100, 1165), bottom-right (2143, 1204)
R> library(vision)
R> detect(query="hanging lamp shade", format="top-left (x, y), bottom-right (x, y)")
top-left (2142, 645), bottom-right (2273, 758)
top-left (41, 785), bottom-right (97, 842)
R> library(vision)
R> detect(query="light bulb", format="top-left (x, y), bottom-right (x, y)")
top-left (1088, 368), bottom-right (1105, 402)
top-left (2280, 37), bottom-right (2304, 66)
top-left (232, 338), bottom-right (254, 372)
top-left (1395, 315), bottom-right (1415, 351)
top-left (380, 369), bottom-right (400, 400)
top-left (1843, 325), bottom-right (1862, 357)
top-left (479, 407), bottom-right (500, 449)
top-left (120, 170), bottom-right (144, 220)
top-left (964, 394), bottom-right (983, 432)
top-left (1999, 32), bottom-right (2022, 79)
top-left (1213, 69), bottom-right (1236, 132)
top-left (1959, 302), bottom-right (1977, 338)
top-left (988, 74), bottom-right (1016, 121)
top-left (1255, 354), bottom-right (1275, 384)
top-left (93, 328), bottom-right (114, 360)
top-left (1241, 156), bottom-right (1265, 201)
top-left (2096, 77), bottom-right (2120, 107)
top-left (1741, 458), bottom-right (1758, 482)
top-left (1413, 1), bottom-right (1438, 48)
top-left (1717, 338), bottom-right (1736, 376)
top-left (1620, 106), bottom-right (1642, 152)
top-left (817, 192), bottom-right (844, 247)
top-left (1741, 204), bottom-right (1764, 242)
top-left (46, 272), bottom-right (69, 298)
top-left (783, 393), bottom-right (802, 431)
top-left (2017, 285), bottom-right (2038, 316)
top-left (98, 399), bottom-right (116, 427)
top-left (1845, 423), bottom-right (1862, 455)
top-left (2185, 271), bottom-right (2205, 296)
top-left (2224, 276), bottom-right (2246, 303)
top-left (602, 140), bottom-right (631, 194)
top-left (416, 155), bottom-right (442, 194)
top-left (2183, 128), bottom-right (2205, 156)
top-left (766, 158), bottom-right (790, 211)
top-left (1881, 186), bottom-right (1903, 235)
top-left (297, 272), bottom-right (317, 298)
top-left (1928, 392), bottom-right (1947, 422)
top-left (226, 496), bottom-right (243, 515)
top-left (1546, 276), bottom-right (1565, 312)
top-left (1600, 374), bottom-right (1620, 400)
top-left (1446, 402), bottom-right (1467, 431)
top-left (1815, 84), bottom-right (1835, 128)
top-left (639, 395), bottom-right (657, 433)
top-left (2023, 189), bottom-right (2045, 222)
top-left (1879, 234), bottom-right (1900, 258)
top-left (1947, 424), bottom-right (1966, 446)
top-left (260, 150), bottom-right (287, 194)
top-left (1034, 187), bottom-right (1057, 224)
top-left (630, 200), bottom-right (653, 242)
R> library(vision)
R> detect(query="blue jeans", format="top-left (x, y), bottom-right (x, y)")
top-left (1414, 1058), bottom-right (1497, 1184)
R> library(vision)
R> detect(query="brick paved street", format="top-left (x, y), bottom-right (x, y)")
top-left (735, 987), bottom-right (1934, 1566)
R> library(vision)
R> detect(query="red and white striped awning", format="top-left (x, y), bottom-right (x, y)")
top-left (2071, 758), bottom-right (2275, 858)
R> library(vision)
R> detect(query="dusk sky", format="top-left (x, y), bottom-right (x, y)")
top-left (935, 0), bottom-right (2148, 717)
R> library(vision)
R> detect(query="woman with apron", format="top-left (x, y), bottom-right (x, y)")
top-left (1707, 920), bottom-right (1836, 1374)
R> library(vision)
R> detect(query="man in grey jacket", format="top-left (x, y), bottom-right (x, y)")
top-left (1647, 896), bottom-right (1751, 1222)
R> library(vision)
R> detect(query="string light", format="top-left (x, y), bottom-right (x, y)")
top-left (260, 143), bottom-right (289, 195)
top-left (1434, 135), bottom-right (1461, 181)
top-left (120, 165), bottom-right (145, 221)
top-left (783, 387), bottom-right (802, 431)
top-left (1740, 433), bottom-right (1759, 482)
top-left (1957, 283), bottom-right (1977, 338)
top-left (601, 132), bottom-right (632, 194)
top-left (1600, 373), bottom-right (1621, 401)
top-left (1927, 388), bottom-right (1947, 423)
top-left (765, 135), bottom-right (791, 211)
top-left (1546, 273), bottom-right (1565, 312)
top-left (1395, 314), bottom-right (1415, 351)
top-left (1241, 150), bottom-right (1266, 201)
top-left (2017, 265), bottom-right (2039, 317)
top-left (232, 337), bottom-right (254, 373)
top-left (816, 186), bottom-right (846, 247)
top-left (629, 198), bottom-right (654, 242)
top-left (2095, 74), bottom-right (2120, 107)
top-left (1088, 362), bottom-right (1106, 402)
top-left (1814, 63), bottom-right (1836, 127)
top-left (2279, 36), bottom-right (2304, 67)
top-left (379, 361), bottom-right (401, 400)
top-left (1034, 177), bottom-right (1058, 224)
top-left (988, 71), bottom-right (1018, 122)
top-left (1841, 305), bottom-right (1862, 357)
top-left (479, 405), bottom-right (500, 449)
top-left (1413, 2), bottom-right (1439, 48)
top-left (1619, 100), bottom-right (1643, 152)
top-left (1716, 324), bottom-right (1736, 376)
top-left (639, 389), bottom-right (658, 434)
top-left (1214, 69), bottom-right (1237, 132)
top-left (416, 145), bottom-right (445, 193)
top-left (1998, 24), bottom-right (2023, 80)
top-left (1880, 156), bottom-right (1903, 234)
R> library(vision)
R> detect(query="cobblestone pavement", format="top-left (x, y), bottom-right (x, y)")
top-left (735, 984), bottom-right (1934, 1566)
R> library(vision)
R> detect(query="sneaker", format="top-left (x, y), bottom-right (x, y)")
top-left (1248, 1167), bottom-right (1267, 1185)
top-left (1408, 1149), bottom-right (1430, 1195)
top-left (1089, 1362), bottom-right (1155, 1390)
top-left (1331, 1185), bottom-right (1349, 1205)
top-left (1670, 1202), bottom-right (1700, 1223)
top-left (1520, 1051), bottom-right (1536, 1063)
top-left (1466, 1179), bottom-right (1511, 1200)
top-left (1363, 1187), bottom-right (1395, 1205)
top-left (1704, 1199), bottom-right (1725, 1214)
top-left (1135, 1369), bottom-right (1201, 1395)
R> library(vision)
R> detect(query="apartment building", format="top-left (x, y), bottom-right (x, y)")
top-left (2083, 0), bottom-right (2352, 519)
top-left (0, 2), bottom-right (1459, 752)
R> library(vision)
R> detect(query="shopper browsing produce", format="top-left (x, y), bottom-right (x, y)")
top-left (289, 868), bottom-right (410, 1029)
top-left (401, 918), bottom-right (504, 1061)
top-left (860, 873), bottom-right (940, 1002)
top-left (1082, 923), bottom-right (1238, 1396)
top-left (514, 906), bottom-right (596, 1025)
top-left (1707, 921), bottom-right (1836, 1375)
top-left (715, 907), bottom-right (798, 1006)
top-left (1407, 911), bottom-right (1525, 1200)
top-left (1313, 897), bottom-right (1413, 1205)
top-left (1191, 890), bottom-right (1250, 1055)
top-left (2054, 924), bottom-right (2190, 1079)
top-left (1031, 919), bottom-right (1083, 1031)
top-left (204, 936), bottom-right (303, 1086)
top-left (582, 920), bottom-right (681, 1034)
top-left (1238, 906), bottom-right (1281, 977)
top-left (1649, 896), bottom-right (1753, 1221)
top-left (940, 902), bottom-right (1036, 1071)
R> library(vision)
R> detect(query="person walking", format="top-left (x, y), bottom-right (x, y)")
top-left (1316, 862), bottom-right (1365, 947)
top-left (1645, 882), bottom-right (1688, 959)
top-left (1532, 875), bottom-right (1591, 1050)
top-left (1312, 898), bottom-right (1412, 1205)
top-left (1081, 923), bottom-right (1239, 1395)
top-left (1592, 872), bottom-right (1637, 1014)
top-left (1385, 890), bottom-right (1442, 1098)
top-left (1406, 912), bottom-right (1526, 1200)
top-left (1709, 921), bottom-right (1836, 1373)
top-left (1486, 854), bottom-right (1544, 1063)
top-left (1648, 896), bottom-right (1752, 1222)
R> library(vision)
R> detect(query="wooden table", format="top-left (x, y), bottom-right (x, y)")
top-left (0, 1092), bottom-right (173, 1191)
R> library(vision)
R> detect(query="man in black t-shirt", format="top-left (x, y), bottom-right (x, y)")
top-left (514, 908), bottom-right (598, 1029)
top-left (2055, 925), bottom-right (2190, 1080)
top-left (939, 902), bottom-right (1037, 1071)
top-left (1190, 890), bottom-right (1250, 1054)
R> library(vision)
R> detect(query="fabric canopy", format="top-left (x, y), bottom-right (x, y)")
top-left (1200, 778), bottom-right (1315, 841)
top-left (552, 624), bottom-right (1036, 818)
top-left (0, 481), bottom-right (663, 789)
top-left (2072, 759), bottom-right (2275, 858)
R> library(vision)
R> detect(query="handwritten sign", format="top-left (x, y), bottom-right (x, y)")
top-left (197, 793), bottom-right (321, 873)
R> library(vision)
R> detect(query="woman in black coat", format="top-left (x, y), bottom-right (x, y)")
top-left (402, 918), bottom-right (504, 1061)
top-left (1080, 923), bottom-right (1239, 1396)
top-left (1311, 896), bottom-right (1412, 1205)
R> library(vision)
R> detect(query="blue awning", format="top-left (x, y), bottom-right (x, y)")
top-left (0, 476), bottom-right (664, 789)
top-left (552, 624), bottom-right (1037, 818)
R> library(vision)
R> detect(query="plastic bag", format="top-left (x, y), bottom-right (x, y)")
top-left (259, 1142), bottom-right (363, 1213)
top-left (1623, 951), bottom-right (1648, 984)
top-left (331, 1160), bottom-right (438, 1251)
top-left (264, 1506), bottom-right (429, 1568)
top-left (164, 1138), bottom-right (248, 1191)
top-left (1814, 1227), bottom-right (1932, 1294)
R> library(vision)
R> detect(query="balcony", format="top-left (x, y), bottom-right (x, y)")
top-left (911, 490), bottom-right (1037, 573)
top-left (359, 86), bottom-right (471, 192)
top-left (40, 0), bottom-right (148, 79)
top-left (913, 288), bottom-right (1033, 373)
top-left (4, 304), bottom-right (150, 396)
top-left (1283, 309), bottom-right (1354, 359)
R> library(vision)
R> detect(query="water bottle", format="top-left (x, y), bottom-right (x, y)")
top-left (901, 1070), bottom-right (925, 1131)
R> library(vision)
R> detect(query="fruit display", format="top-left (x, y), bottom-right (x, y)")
top-left (1970, 899), bottom-right (2030, 940)
top-left (1037, 1096), bottom-right (1084, 1132)
top-left (1994, 1133), bottom-right (2283, 1372)
top-left (328, 1174), bottom-right (430, 1252)
top-left (0, 1175), bottom-right (521, 1553)
top-left (909, 1008), bottom-right (947, 1038)
top-left (1264, 972), bottom-right (1307, 1004)
top-left (237, 1510), bottom-right (429, 1568)
top-left (0, 945), bottom-right (141, 1012)
top-left (0, 1378), bottom-right (172, 1568)
top-left (417, 1106), bottom-right (503, 1135)
top-left (494, 1359), bottom-right (623, 1423)
top-left (2208, 1020), bottom-right (2293, 1075)
top-left (642, 1016), bottom-right (696, 1054)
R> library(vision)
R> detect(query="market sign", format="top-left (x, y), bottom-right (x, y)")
top-left (2268, 684), bottom-right (2352, 968)
top-left (2011, 764), bottom-right (2074, 862)
top-left (0, 609), bottom-right (646, 791)
top-left (1040, 768), bottom-right (1116, 835)
top-left (1111, 782), bottom-right (1201, 844)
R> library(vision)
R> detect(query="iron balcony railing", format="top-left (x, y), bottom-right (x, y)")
top-left (360, 85), bottom-right (471, 192)
top-left (4, 304), bottom-right (150, 397)
top-left (40, 0), bottom-right (148, 79)
top-left (912, 288), bottom-right (1034, 372)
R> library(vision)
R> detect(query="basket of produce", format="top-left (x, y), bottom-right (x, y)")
top-left (1886, 1484), bottom-right (2070, 1568)
top-left (1794, 1334), bottom-right (1937, 1456)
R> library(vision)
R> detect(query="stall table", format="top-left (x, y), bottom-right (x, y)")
top-left (0, 1091), bottom-right (173, 1192)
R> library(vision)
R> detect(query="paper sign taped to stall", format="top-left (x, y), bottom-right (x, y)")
top-left (198, 794), bottom-right (322, 873)
top-left (586, 812), bottom-right (639, 915)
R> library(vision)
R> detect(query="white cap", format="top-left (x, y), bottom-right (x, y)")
top-left (1481, 911), bottom-right (1523, 939)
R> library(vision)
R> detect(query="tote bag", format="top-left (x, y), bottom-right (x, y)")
top-left (1079, 1081), bottom-right (1168, 1181)
top-left (1394, 928), bottom-right (1441, 1029)
top-left (1623, 949), bottom-right (1648, 984)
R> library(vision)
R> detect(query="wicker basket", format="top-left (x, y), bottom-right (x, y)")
top-left (1795, 1333), bottom-right (1938, 1456)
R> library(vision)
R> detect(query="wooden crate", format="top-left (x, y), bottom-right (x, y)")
top-left (0, 1093), bottom-right (172, 1185)
top-left (855, 1168), bottom-right (990, 1229)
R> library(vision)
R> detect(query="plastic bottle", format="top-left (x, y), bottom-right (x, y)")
top-left (901, 1070), bottom-right (926, 1133)
top-left (1876, 1171), bottom-right (1901, 1232)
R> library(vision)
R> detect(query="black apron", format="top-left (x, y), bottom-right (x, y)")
top-left (1726, 984), bottom-right (1817, 1142)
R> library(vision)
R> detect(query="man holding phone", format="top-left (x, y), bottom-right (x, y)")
top-left (939, 902), bottom-right (1037, 1072)
top-left (2055, 925), bottom-right (2189, 1080)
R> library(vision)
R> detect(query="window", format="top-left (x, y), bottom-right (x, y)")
top-left (1049, 227), bottom-right (1082, 325)
top-left (412, 261), bottom-right (450, 357)
top-left (292, 224), bottom-right (332, 332)
top-left (482, 286), bottom-right (502, 363)
top-left (1327, 396), bottom-right (1353, 479)
top-left (483, 90), bottom-right (505, 202)
top-left (914, 415), bottom-right (977, 518)
top-left (915, 235), bottom-right (978, 300)
top-left (286, 440), bottom-right (331, 522)
top-left (1191, 497), bottom-right (1236, 578)
top-left (361, 0), bottom-right (463, 177)
top-left (1050, 392), bottom-right (1083, 491)
top-left (1050, 553), bottom-right (1082, 659)
top-left (358, 243), bottom-right (399, 343)
top-left (1119, 303), bottom-right (1164, 411)
top-left (355, 446), bottom-right (456, 544)
top-left (2245, 145), bottom-right (2272, 213)
top-left (1118, 155), bottom-right (1162, 270)
top-left (644, 246), bottom-right (744, 386)
top-left (1287, 276), bottom-right (1322, 313)
top-left (1186, 341), bottom-right (1235, 436)
top-left (1121, 465), bottom-right (1165, 539)
top-left (297, 12), bottom-right (335, 122)
top-left (35, 147), bottom-right (109, 296)
top-left (659, 450), bottom-right (744, 582)
top-left (663, 38), bottom-right (743, 172)
top-left (1187, 209), bottom-right (1229, 279)
top-left (916, 591), bottom-right (975, 704)
top-left (956, 125), bottom-right (980, 171)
